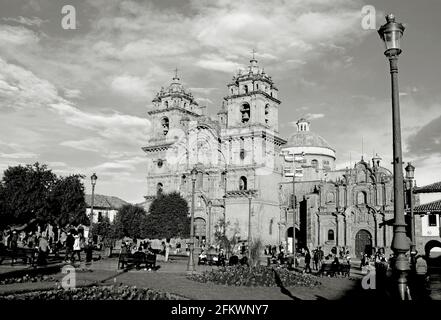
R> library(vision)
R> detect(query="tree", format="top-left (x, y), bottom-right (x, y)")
top-left (0, 163), bottom-right (88, 230)
top-left (92, 216), bottom-right (115, 246)
top-left (113, 204), bottom-right (148, 239)
top-left (214, 218), bottom-right (240, 258)
top-left (145, 192), bottom-right (190, 239)
top-left (0, 163), bottom-right (56, 227)
top-left (48, 174), bottom-right (88, 227)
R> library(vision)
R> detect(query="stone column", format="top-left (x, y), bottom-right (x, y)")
top-left (374, 214), bottom-right (378, 248)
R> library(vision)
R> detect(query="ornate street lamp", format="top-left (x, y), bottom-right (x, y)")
top-left (405, 162), bottom-right (417, 265)
top-left (378, 14), bottom-right (410, 299)
top-left (187, 167), bottom-right (198, 272)
top-left (207, 200), bottom-right (212, 247)
top-left (247, 191), bottom-right (253, 269)
top-left (89, 173), bottom-right (98, 243)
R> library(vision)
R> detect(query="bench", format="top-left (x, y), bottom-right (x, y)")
top-left (318, 263), bottom-right (336, 277)
top-left (0, 247), bottom-right (37, 266)
top-left (318, 263), bottom-right (351, 277)
top-left (199, 253), bottom-right (226, 266)
top-left (118, 252), bottom-right (156, 270)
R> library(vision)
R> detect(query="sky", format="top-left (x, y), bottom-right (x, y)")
top-left (0, 0), bottom-right (440, 204)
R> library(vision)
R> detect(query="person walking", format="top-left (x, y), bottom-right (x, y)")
top-left (65, 231), bottom-right (74, 262)
top-left (304, 249), bottom-right (312, 273)
top-left (72, 232), bottom-right (82, 263)
top-left (414, 255), bottom-right (429, 300)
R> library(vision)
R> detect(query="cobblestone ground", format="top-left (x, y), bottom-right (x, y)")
top-left (0, 256), bottom-right (371, 300)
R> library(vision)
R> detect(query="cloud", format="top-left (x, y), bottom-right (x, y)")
top-left (196, 55), bottom-right (243, 73)
top-left (0, 57), bottom-right (60, 110)
top-left (190, 87), bottom-right (217, 95)
top-left (63, 88), bottom-right (82, 99)
top-left (50, 103), bottom-right (151, 145)
top-left (2, 16), bottom-right (47, 27)
top-left (196, 97), bottom-right (213, 105)
top-left (305, 113), bottom-right (325, 120)
top-left (0, 24), bottom-right (41, 46)
top-left (0, 152), bottom-right (38, 159)
top-left (110, 75), bottom-right (151, 99)
top-left (407, 115), bottom-right (441, 157)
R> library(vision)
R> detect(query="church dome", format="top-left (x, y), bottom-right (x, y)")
top-left (286, 118), bottom-right (334, 151)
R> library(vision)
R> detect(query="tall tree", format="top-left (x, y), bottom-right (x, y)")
top-left (48, 174), bottom-right (88, 227)
top-left (1, 163), bottom-right (56, 226)
top-left (145, 192), bottom-right (190, 239)
top-left (113, 204), bottom-right (148, 239)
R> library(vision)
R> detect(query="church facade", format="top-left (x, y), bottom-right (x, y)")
top-left (142, 57), bottom-right (396, 258)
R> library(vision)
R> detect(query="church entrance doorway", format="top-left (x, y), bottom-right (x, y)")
top-left (355, 229), bottom-right (372, 258)
top-left (286, 227), bottom-right (299, 254)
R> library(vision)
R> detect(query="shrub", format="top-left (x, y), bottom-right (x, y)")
top-left (188, 265), bottom-right (321, 287)
top-left (0, 285), bottom-right (185, 300)
top-left (0, 275), bottom-right (55, 285)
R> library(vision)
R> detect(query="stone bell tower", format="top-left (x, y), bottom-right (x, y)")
top-left (221, 54), bottom-right (280, 134)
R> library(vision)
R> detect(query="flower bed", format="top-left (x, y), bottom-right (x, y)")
top-left (0, 275), bottom-right (56, 285)
top-left (0, 285), bottom-right (185, 300)
top-left (188, 266), bottom-right (321, 287)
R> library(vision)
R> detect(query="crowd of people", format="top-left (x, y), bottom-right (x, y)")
top-left (0, 228), bottom-right (94, 266)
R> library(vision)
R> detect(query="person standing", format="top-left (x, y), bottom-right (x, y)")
top-left (318, 246), bottom-right (324, 270)
top-left (304, 249), bottom-right (312, 273)
top-left (414, 255), bottom-right (429, 300)
top-left (165, 240), bottom-right (171, 262)
top-left (313, 248), bottom-right (319, 271)
top-left (38, 235), bottom-right (50, 265)
top-left (65, 231), bottom-right (74, 262)
top-left (10, 231), bottom-right (18, 264)
top-left (72, 232), bottom-right (82, 263)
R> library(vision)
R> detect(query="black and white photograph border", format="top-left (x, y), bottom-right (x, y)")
top-left (0, 0), bottom-right (440, 307)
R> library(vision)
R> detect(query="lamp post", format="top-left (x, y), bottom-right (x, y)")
top-left (292, 158), bottom-right (296, 262)
top-left (378, 14), bottom-right (410, 299)
top-left (187, 167), bottom-right (198, 272)
top-left (248, 191), bottom-right (253, 268)
top-left (89, 173), bottom-right (97, 243)
top-left (207, 200), bottom-right (212, 247)
top-left (405, 162), bottom-right (416, 266)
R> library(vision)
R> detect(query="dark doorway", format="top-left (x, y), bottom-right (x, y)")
top-left (355, 229), bottom-right (372, 258)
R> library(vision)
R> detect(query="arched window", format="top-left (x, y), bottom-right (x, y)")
top-left (240, 149), bottom-right (245, 160)
top-left (269, 218), bottom-right (273, 235)
top-left (311, 159), bottom-right (318, 169)
top-left (328, 229), bottom-right (335, 241)
top-left (157, 182), bottom-right (163, 195)
top-left (326, 192), bottom-right (335, 203)
top-left (256, 83), bottom-right (259, 90)
top-left (265, 104), bottom-right (269, 124)
top-left (221, 171), bottom-right (226, 189)
top-left (161, 117), bottom-right (169, 136)
top-left (165, 101), bottom-right (169, 108)
top-left (244, 85), bottom-right (249, 94)
top-left (357, 191), bottom-right (367, 204)
top-left (240, 103), bottom-right (250, 124)
top-left (239, 176), bottom-right (247, 190)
